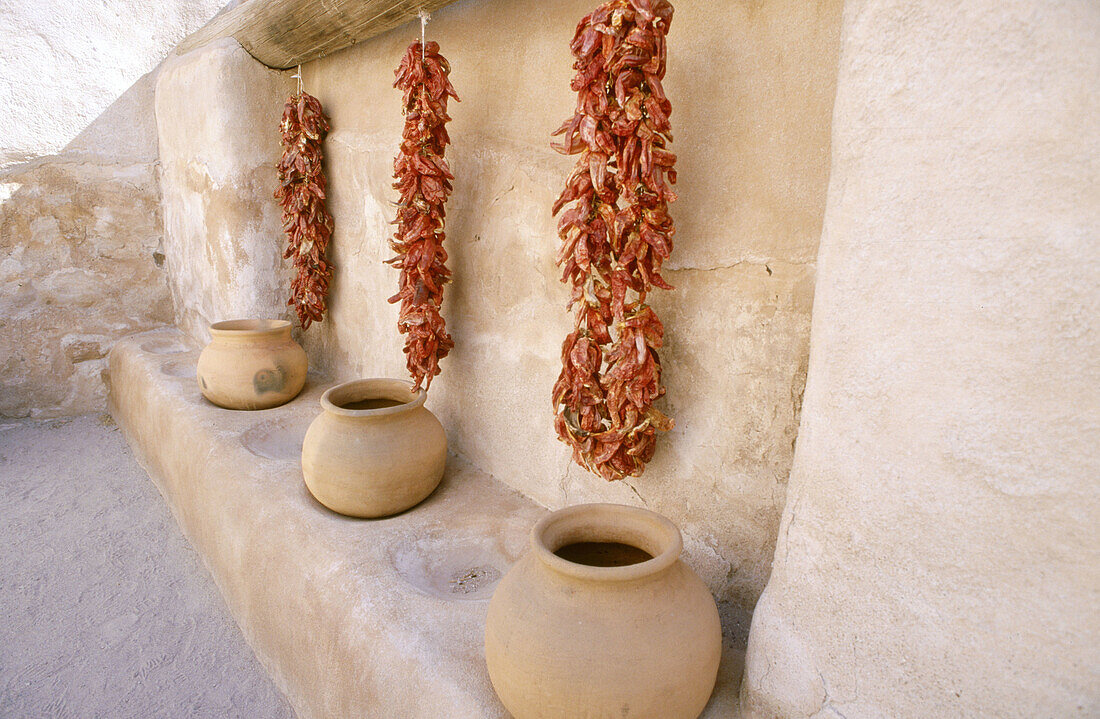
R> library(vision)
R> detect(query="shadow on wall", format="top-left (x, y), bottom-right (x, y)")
top-left (0, 69), bottom-right (174, 418)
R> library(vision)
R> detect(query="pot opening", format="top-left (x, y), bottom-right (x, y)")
top-left (533, 503), bottom-right (682, 580)
top-left (210, 319), bottom-right (290, 333)
top-left (554, 541), bottom-right (653, 567)
top-left (321, 378), bottom-right (425, 416)
top-left (337, 398), bottom-right (405, 411)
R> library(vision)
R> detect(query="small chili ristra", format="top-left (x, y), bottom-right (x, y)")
top-left (275, 91), bottom-right (334, 329)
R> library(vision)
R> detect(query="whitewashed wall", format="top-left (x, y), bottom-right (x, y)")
top-left (1, 0), bottom-right (229, 170)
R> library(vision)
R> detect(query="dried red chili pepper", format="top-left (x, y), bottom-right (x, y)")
top-left (388, 40), bottom-right (459, 392)
top-left (275, 91), bottom-right (334, 330)
top-left (552, 0), bottom-right (676, 481)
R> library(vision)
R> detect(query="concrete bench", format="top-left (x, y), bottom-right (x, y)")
top-left (107, 328), bottom-right (740, 718)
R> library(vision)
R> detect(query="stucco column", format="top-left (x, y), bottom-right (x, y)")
top-left (155, 38), bottom-right (293, 344)
top-left (740, 1), bottom-right (1100, 717)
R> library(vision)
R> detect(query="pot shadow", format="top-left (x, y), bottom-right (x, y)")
top-left (297, 459), bottom-right (455, 522)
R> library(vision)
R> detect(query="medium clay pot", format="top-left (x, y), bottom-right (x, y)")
top-left (485, 503), bottom-right (722, 719)
top-left (197, 319), bottom-right (307, 410)
top-left (301, 378), bottom-right (446, 518)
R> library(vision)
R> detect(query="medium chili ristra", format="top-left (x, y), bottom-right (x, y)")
top-left (388, 40), bottom-right (459, 392)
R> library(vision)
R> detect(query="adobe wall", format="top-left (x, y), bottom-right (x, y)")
top-left (154, 38), bottom-right (294, 345)
top-left (293, 0), bottom-right (845, 628)
top-left (740, 0), bottom-right (1100, 715)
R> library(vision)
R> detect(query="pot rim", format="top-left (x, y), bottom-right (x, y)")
top-left (531, 503), bottom-right (683, 582)
top-left (209, 319), bottom-right (292, 337)
top-left (320, 378), bottom-right (426, 418)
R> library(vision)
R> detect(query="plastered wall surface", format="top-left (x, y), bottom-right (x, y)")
top-left (0, 0), bottom-right (230, 417)
top-left (287, 0), bottom-right (844, 627)
top-left (155, 38), bottom-right (294, 345)
top-left (1, 0), bottom-right (227, 171)
top-left (741, 0), bottom-right (1100, 716)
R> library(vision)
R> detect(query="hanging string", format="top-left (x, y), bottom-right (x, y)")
top-left (292, 64), bottom-right (303, 95)
top-left (419, 10), bottom-right (430, 64)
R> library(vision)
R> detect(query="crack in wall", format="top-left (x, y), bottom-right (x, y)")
top-left (666, 257), bottom-right (815, 273)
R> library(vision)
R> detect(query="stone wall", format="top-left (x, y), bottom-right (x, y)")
top-left (0, 152), bottom-right (170, 417)
top-left (289, 0), bottom-right (845, 632)
top-left (0, 0), bottom-right (229, 417)
top-left (740, 0), bottom-right (1100, 716)
top-left (0, 72), bottom-right (171, 417)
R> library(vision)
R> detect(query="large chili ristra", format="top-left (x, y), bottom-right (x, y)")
top-left (552, 0), bottom-right (677, 481)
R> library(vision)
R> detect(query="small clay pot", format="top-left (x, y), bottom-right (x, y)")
top-left (301, 378), bottom-right (446, 518)
top-left (197, 319), bottom-right (307, 410)
top-left (485, 503), bottom-right (722, 719)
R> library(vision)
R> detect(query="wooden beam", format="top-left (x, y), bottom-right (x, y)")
top-left (176, 0), bottom-right (463, 70)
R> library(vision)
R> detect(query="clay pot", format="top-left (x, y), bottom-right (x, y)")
top-left (301, 378), bottom-right (446, 518)
top-left (197, 319), bottom-right (307, 410)
top-left (485, 503), bottom-right (722, 719)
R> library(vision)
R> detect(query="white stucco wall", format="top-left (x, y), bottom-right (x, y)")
top-left (1, 0), bottom-right (229, 170)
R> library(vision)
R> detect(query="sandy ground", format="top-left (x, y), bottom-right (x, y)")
top-left (0, 414), bottom-right (296, 718)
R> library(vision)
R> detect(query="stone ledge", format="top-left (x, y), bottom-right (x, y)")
top-left (106, 327), bottom-right (741, 718)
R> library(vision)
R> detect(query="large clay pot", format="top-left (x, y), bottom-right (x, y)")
top-left (197, 319), bottom-right (307, 410)
top-left (485, 503), bottom-right (722, 719)
top-left (301, 378), bottom-right (446, 518)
